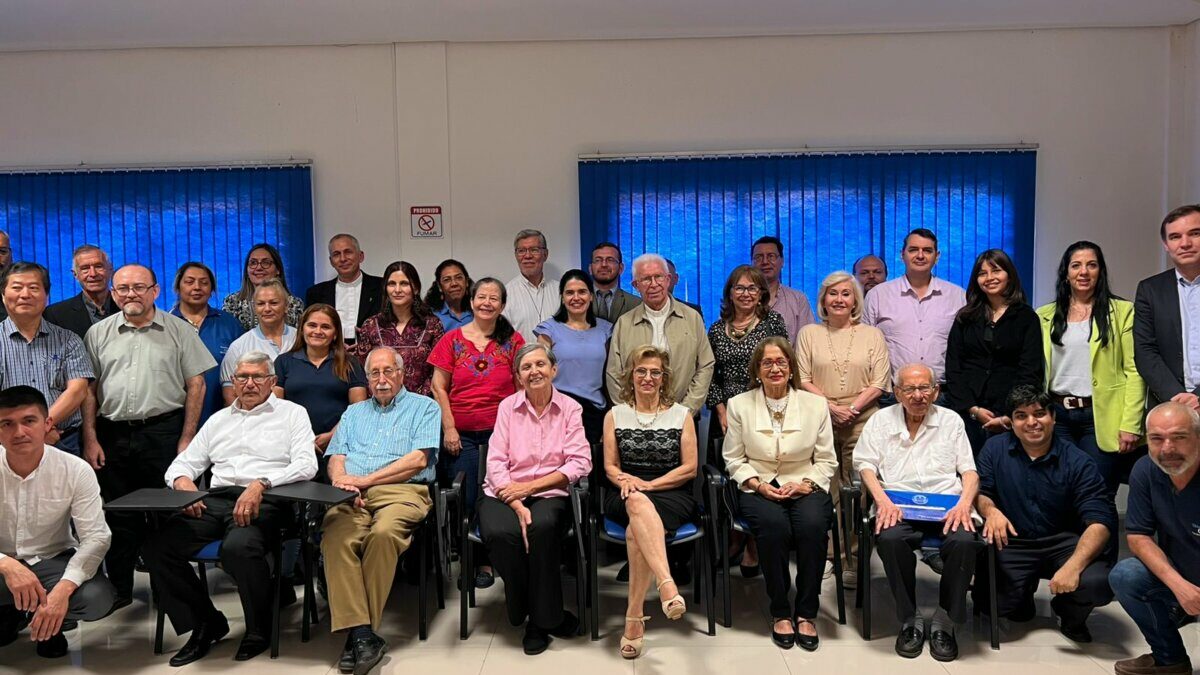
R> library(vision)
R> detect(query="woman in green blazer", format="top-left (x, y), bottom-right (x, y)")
top-left (1036, 241), bottom-right (1146, 497)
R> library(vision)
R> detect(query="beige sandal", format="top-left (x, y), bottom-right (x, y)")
top-left (657, 577), bottom-right (686, 620)
top-left (620, 615), bottom-right (650, 659)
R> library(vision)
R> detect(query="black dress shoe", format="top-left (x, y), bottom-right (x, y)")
top-left (771, 619), bottom-right (796, 649)
top-left (338, 634), bottom-right (356, 673)
top-left (929, 629), bottom-right (959, 662)
top-left (522, 623), bottom-right (551, 655)
top-left (474, 570), bottom-right (495, 589)
top-left (169, 612), bottom-right (230, 667)
top-left (278, 581), bottom-right (298, 608)
top-left (894, 623), bottom-right (924, 658)
top-left (234, 633), bottom-right (270, 661)
top-left (351, 634), bottom-right (387, 675)
top-left (110, 595), bottom-right (133, 612)
top-left (1059, 620), bottom-right (1093, 643)
top-left (35, 631), bottom-right (68, 658)
top-left (547, 611), bottom-right (580, 638)
top-left (922, 551), bottom-right (945, 575)
top-left (795, 618), bottom-right (819, 652)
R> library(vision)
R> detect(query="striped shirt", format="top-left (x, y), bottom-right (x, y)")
top-left (0, 318), bottom-right (95, 430)
top-left (326, 388), bottom-right (441, 483)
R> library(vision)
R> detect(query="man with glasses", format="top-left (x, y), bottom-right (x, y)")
top-left (504, 229), bottom-right (560, 343)
top-left (589, 242), bottom-right (640, 322)
top-left (304, 234), bottom-right (382, 346)
top-left (606, 253), bottom-right (714, 416)
top-left (852, 363), bottom-right (983, 662)
top-left (45, 245), bottom-right (120, 339)
top-left (81, 264), bottom-right (216, 609)
top-left (144, 351), bottom-right (316, 666)
top-left (320, 347), bottom-right (440, 674)
top-left (751, 236), bottom-right (814, 343)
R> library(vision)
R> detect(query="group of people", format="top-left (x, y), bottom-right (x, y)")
top-left (0, 205), bottom-right (1198, 675)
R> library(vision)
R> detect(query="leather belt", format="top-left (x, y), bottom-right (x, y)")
top-left (1052, 394), bottom-right (1092, 410)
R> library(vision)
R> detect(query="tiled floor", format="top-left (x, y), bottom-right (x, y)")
top-left (1, 557), bottom-right (1196, 675)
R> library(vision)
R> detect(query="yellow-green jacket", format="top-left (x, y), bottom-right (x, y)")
top-left (1036, 300), bottom-right (1146, 452)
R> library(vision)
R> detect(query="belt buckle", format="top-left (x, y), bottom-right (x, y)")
top-left (1063, 396), bottom-right (1082, 410)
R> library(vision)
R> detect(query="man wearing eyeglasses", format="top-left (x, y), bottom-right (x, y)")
top-left (751, 236), bottom-right (815, 344)
top-left (320, 347), bottom-right (440, 674)
top-left (144, 351), bottom-right (316, 666)
top-left (504, 229), bottom-right (560, 343)
top-left (589, 242), bottom-right (640, 322)
top-left (80, 264), bottom-right (217, 610)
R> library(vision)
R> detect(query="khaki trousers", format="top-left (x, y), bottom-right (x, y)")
top-left (321, 483), bottom-right (432, 631)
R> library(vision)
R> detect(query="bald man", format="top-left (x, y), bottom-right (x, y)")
top-left (853, 255), bottom-right (888, 294)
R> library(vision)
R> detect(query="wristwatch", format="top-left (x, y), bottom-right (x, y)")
top-left (255, 477), bottom-right (273, 490)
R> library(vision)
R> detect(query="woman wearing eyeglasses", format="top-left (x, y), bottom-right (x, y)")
top-left (222, 243), bottom-right (304, 330)
top-left (723, 336), bottom-right (838, 650)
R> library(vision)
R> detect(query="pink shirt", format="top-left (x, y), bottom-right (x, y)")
top-left (771, 284), bottom-right (816, 344)
top-left (483, 388), bottom-right (592, 499)
top-left (861, 274), bottom-right (966, 383)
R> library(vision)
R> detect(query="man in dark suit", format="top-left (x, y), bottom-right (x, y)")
top-left (44, 244), bottom-right (119, 339)
top-left (303, 234), bottom-right (382, 346)
top-left (589, 241), bottom-right (640, 322)
top-left (1134, 204), bottom-right (1200, 411)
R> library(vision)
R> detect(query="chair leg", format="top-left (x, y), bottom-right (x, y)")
top-left (703, 537), bottom-right (715, 636)
top-left (418, 528), bottom-right (429, 641)
top-left (721, 525), bottom-right (732, 628)
top-left (692, 541), bottom-right (701, 606)
top-left (301, 536), bottom-right (314, 642)
top-left (153, 581), bottom-right (165, 655)
top-left (588, 527), bottom-right (600, 641)
top-left (459, 529), bottom-right (472, 640)
top-left (861, 527), bottom-right (871, 641)
top-left (988, 543), bottom-right (999, 650)
top-left (435, 529), bottom-right (446, 610)
top-left (576, 541), bottom-right (587, 637)
top-left (271, 547), bottom-right (282, 658)
top-left (831, 516), bottom-right (846, 625)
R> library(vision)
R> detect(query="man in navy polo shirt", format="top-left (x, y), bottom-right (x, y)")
top-left (1110, 401), bottom-right (1200, 675)
top-left (974, 386), bottom-right (1116, 643)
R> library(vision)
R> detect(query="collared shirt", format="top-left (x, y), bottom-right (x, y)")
top-left (606, 300), bottom-right (715, 414)
top-left (853, 403), bottom-right (976, 495)
top-left (0, 318), bottom-right (94, 430)
top-left (862, 275), bottom-right (966, 382)
top-left (482, 388), bottom-right (592, 499)
top-left (170, 306), bottom-right (245, 424)
top-left (0, 446), bottom-right (110, 587)
top-left (1125, 456), bottom-right (1200, 587)
top-left (1177, 270), bottom-right (1200, 390)
top-left (82, 294), bottom-right (111, 325)
top-left (977, 433), bottom-right (1116, 539)
top-left (770, 284), bottom-right (816, 344)
top-left (219, 325), bottom-right (297, 387)
top-left (326, 388), bottom-right (441, 483)
top-left (503, 274), bottom-right (561, 344)
top-left (85, 310), bottom-right (217, 421)
top-left (435, 303), bottom-right (473, 332)
top-left (334, 273), bottom-right (364, 341)
top-left (274, 350), bottom-right (368, 434)
top-left (164, 394), bottom-right (317, 489)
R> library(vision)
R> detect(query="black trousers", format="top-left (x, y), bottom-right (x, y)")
top-left (141, 487), bottom-right (293, 636)
top-left (564, 392), bottom-right (608, 448)
top-left (477, 495), bottom-right (570, 630)
top-left (95, 410), bottom-right (184, 598)
top-left (973, 532), bottom-right (1113, 625)
top-left (736, 490), bottom-right (832, 620)
top-left (875, 521), bottom-right (984, 624)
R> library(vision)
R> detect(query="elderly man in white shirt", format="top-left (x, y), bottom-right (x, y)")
top-left (0, 386), bottom-right (113, 659)
top-left (852, 363), bottom-right (983, 663)
top-left (503, 229), bottom-right (560, 343)
top-left (142, 351), bottom-right (316, 667)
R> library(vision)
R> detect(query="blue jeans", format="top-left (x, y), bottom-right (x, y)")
top-left (1110, 557), bottom-right (1189, 665)
top-left (438, 429), bottom-right (492, 514)
top-left (1052, 403), bottom-right (1146, 500)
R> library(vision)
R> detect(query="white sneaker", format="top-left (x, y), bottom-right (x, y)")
top-left (823, 561), bottom-right (834, 579)
top-left (842, 569), bottom-right (858, 589)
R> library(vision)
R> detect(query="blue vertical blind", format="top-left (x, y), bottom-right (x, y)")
top-left (579, 150), bottom-right (1036, 320)
top-left (0, 165), bottom-right (315, 309)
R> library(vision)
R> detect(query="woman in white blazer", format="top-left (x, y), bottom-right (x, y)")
top-left (723, 336), bottom-right (837, 651)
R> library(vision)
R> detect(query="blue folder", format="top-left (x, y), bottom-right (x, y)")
top-left (884, 490), bottom-right (960, 522)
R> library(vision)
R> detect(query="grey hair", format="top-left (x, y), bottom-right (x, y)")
top-left (365, 346), bottom-right (405, 372)
top-left (632, 253), bottom-right (668, 279)
top-left (328, 233), bottom-right (361, 251)
top-left (71, 244), bottom-right (111, 270)
top-left (514, 343), bottom-right (556, 372)
top-left (513, 229), bottom-right (547, 249)
top-left (1147, 401), bottom-right (1200, 435)
top-left (893, 362), bottom-right (936, 388)
top-left (236, 350), bottom-right (276, 375)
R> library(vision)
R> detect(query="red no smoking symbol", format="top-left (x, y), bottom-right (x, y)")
top-left (417, 215), bottom-right (436, 231)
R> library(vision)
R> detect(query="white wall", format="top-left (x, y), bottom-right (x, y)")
top-left (0, 28), bottom-right (1178, 302)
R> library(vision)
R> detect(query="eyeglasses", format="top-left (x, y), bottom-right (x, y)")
top-left (637, 274), bottom-right (667, 287)
top-left (247, 259), bottom-right (275, 269)
top-left (232, 374), bottom-right (272, 384)
top-left (760, 358), bottom-right (789, 371)
top-left (591, 256), bottom-right (620, 266)
top-left (898, 384), bottom-right (937, 395)
top-left (733, 285), bottom-right (760, 296)
top-left (633, 367), bottom-right (664, 379)
top-left (515, 247), bottom-right (546, 257)
top-left (113, 283), bottom-right (156, 296)
top-left (367, 367), bottom-right (401, 380)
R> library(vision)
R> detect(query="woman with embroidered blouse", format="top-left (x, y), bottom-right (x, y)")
top-left (603, 345), bottom-right (696, 659)
top-left (352, 261), bottom-right (444, 396)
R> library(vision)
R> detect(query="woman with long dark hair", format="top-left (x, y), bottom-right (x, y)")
top-left (222, 243), bottom-right (304, 329)
top-left (945, 249), bottom-right (1044, 453)
top-left (534, 269), bottom-right (613, 445)
top-left (425, 259), bottom-right (474, 331)
top-left (353, 261), bottom-right (445, 396)
top-left (1036, 241), bottom-right (1145, 496)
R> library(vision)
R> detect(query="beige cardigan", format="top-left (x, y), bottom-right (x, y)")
top-left (722, 387), bottom-right (838, 493)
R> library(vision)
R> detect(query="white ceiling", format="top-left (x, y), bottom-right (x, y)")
top-left (2, 0), bottom-right (1199, 52)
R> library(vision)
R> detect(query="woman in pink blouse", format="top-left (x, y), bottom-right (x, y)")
top-left (352, 261), bottom-right (444, 396)
top-left (478, 343), bottom-right (591, 655)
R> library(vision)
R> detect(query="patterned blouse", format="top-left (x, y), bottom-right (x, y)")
top-left (706, 310), bottom-right (788, 408)
top-left (612, 403), bottom-right (690, 482)
top-left (221, 293), bottom-right (305, 331)
top-left (351, 311), bottom-right (445, 397)
top-left (427, 327), bottom-right (526, 432)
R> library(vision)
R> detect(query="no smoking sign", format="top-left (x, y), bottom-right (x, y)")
top-left (410, 206), bottom-right (443, 238)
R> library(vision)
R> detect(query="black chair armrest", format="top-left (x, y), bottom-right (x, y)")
top-left (569, 481), bottom-right (588, 561)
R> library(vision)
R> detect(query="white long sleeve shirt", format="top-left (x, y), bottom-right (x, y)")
top-left (0, 446), bottom-right (111, 586)
top-left (165, 394), bottom-right (317, 488)
top-left (852, 404), bottom-right (976, 496)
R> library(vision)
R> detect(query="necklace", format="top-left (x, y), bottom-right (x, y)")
top-left (764, 395), bottom-right (789, 426)
top-left (728, 316), bottom-right (759, 341)
top-left (633, 403), bottom-right (664, 429)
top-left (825, 324), bottom-right (858, 388)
